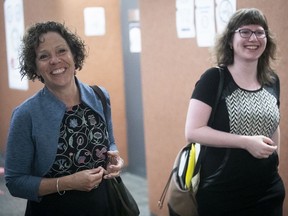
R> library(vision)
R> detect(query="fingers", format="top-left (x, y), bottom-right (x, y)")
top-left (89, 166), bottom-right (104, 174)
top-left (262, 136), bottom-right (274, 146)
top-left (103, 163), bottom-right (122, 179)
top-left (250, 136), bottom-right (277, 159)
top-left (107, 151), bottom-right (124, 166)
top-left (107, 150), bottom-right (119, 157)
top-left (103, 153), bottom-right (124, 179)
top-left (89, 173), bottom-right (104, 190)
top-left (255, 145), bottom-right (277, 159)
top-left (78, 167), bottom-right (104, 191)
top-left (103, 171), bottom-right (121, 179)
top-left (264, 143), bottom-right (277, 154)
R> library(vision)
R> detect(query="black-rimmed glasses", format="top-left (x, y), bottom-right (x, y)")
top-left (234, 29), bottom-right (267, 39)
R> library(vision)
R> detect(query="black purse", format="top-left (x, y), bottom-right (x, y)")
top-left (106, 176), bottom-right (140, 216)
top-left (91, 85), bottom-right (140, 216)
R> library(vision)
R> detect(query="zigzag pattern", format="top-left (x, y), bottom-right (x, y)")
top-left (226, 88), bottom-right (280, 137)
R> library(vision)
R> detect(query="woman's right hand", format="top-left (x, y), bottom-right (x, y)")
top-left (39, 167), bottom-right (105, 196)
top-left (243, 135), bottom-right (277, 159)
top-left (68, 167), bottom-right (104, 191)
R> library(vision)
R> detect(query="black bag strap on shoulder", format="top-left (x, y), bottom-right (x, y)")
top-left (90, 85), bottom-right (112, 159)
top-left (208, 67), bottom-right (224, 126)
top-left (194, 67), bottom-right (224, 175)
top-left (91, 85), bottom-right (108, 116)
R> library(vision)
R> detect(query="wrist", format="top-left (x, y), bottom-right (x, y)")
top-left (56, 178), bottom-right (66, 195)
top-left (239, 135), bottom-right (249, 150)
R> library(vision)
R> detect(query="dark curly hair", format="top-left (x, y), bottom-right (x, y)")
top-left (213, 8), bottom-right (277, 85)
top-left (19, 21), bottom-right (87, 82)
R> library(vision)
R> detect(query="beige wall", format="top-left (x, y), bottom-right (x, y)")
top-left (0, 0), bottom-right (128, 163)
top-left (139, 0), bottom-right (288, 215)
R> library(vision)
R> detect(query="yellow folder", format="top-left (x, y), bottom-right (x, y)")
top-left (185, 143), bottom-right (196, 189)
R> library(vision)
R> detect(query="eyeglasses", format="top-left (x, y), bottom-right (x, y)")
top-left (234, 29), bottom-right (267, 39)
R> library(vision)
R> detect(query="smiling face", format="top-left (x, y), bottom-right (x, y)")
top-left (35, 31), bottom-right (76, 91)
top-left (231, 24), bottom-right (267, 63)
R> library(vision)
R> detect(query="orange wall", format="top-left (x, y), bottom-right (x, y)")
top-left (0, 0), bottom-right (128, 163)
top-left (139, 0), bottom-right (288, 215)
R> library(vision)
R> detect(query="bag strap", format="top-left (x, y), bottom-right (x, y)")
top-left (91, 85), bottom-right (108, 115)
top-left (157, 67), bottom-right (225, 209)
top-left (158, 167), bottom-right (177, 208)
top-left (193, 67), bottom-right (224, 175)
top-left (91, 85), bottom-right (112, 154)
top-left (208, 67), bottom-right (224, 125)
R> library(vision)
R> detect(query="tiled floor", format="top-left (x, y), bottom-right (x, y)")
top-left (0, 169), bottom-right (150, 216)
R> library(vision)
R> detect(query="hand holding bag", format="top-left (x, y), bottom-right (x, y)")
top-left (91, 85), bottom-right (140, 216)
top-left (158, 68), bottom-right (224, 216)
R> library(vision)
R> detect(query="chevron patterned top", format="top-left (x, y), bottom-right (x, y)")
top-left (226, 87), bottom-right (279, 138)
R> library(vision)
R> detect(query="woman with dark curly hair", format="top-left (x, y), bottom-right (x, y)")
top-left (5, 21), bottom-right (124, 216)
top-left (185, 8), bottom-right (285, 216)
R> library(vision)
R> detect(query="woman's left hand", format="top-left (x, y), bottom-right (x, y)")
top-left (104, 151), bottom-right (124, 179)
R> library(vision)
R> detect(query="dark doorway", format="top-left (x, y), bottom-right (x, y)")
top-left (120, 0), bottom-right (146, 177)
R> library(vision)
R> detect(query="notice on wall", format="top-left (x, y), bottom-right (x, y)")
top-left (4, 0), bottom-right (28, 90)
top-left (195, 0), bottom-right (215, 47)
top-left (129, 22), bottom-right (142, 53)
top-left (84, 7), bottom-right (106, 36)
top-left (216, 0), bottom-right (236, 33)
top-left (128, 9), bottom-right (142, 53)
top-left (176, 0), bottom-right (195, 38)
